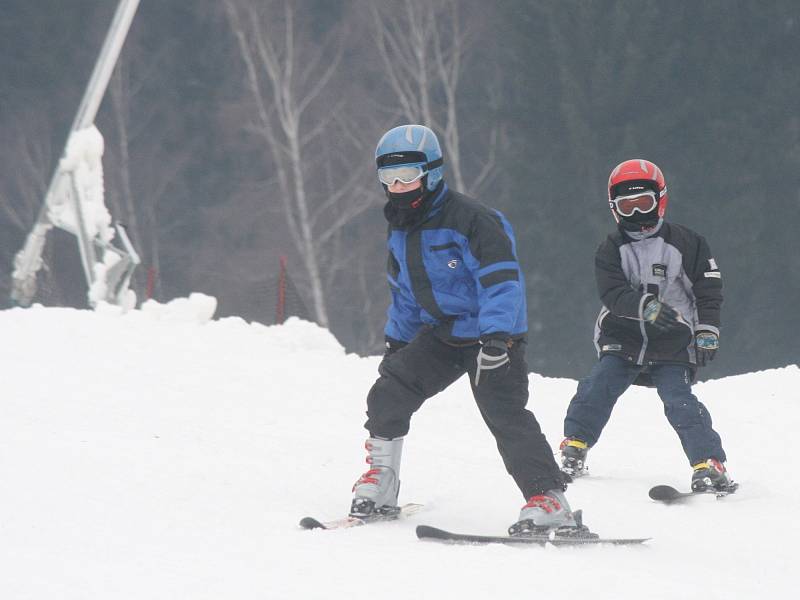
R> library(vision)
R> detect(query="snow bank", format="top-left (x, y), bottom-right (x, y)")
top-left (0, 301), bottom-right (796, 600)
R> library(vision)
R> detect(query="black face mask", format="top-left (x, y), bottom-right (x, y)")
top-left (383, 183), bottom-right (430, 227)
top-left (619, 208), bottom-right (659, 231)
top-left (387, 187), bottom-right (425, 211)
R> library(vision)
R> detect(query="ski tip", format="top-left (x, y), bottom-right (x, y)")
top-left (416, 524), bottom-right (433, 538)
top-left (416, 524), bottom-right (448, 539)
top-left (299, 517), bottom-right (327, 530)
top-left (648, 485), bottom-right (680, 501)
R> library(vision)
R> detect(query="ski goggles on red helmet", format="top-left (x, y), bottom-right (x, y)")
top-left (611, 191), bottom-right (658, 217)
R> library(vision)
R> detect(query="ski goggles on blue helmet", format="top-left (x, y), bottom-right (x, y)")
top-left (378, 164), bottom-right (428, 186)
top-left (376, 150), bottom-right (443, 186)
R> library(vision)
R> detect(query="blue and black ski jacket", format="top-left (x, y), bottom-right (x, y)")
top-left (384, 184), bottom-right (527, 344)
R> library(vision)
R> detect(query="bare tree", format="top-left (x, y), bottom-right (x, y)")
top-left (369, 0), bottom-right (499, 194)
top-left (0, 109), bottom-right (73, 304)
top-left (0, 110), bottom-right (53, 232)
top-left (223, 0), bottom-right (377, 327)
top-left (100, 38), bottom-right (198, 301)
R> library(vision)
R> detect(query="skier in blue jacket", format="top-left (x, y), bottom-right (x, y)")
top-left (350, 124), bottom-right (586, 537)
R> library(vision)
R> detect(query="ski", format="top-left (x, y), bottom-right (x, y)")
top-left (416, 525), bottom-right (650, 547)
top-left (648, 483), bottom-right (739, 504)
top-left (299, 503), bottom-right (424, 531)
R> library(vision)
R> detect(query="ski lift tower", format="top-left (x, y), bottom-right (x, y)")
top-left (10, 0), bottom-right (141, 309)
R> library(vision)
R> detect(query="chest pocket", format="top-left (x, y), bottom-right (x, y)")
top-left (645, 260), bottom-right (685, 305)
top-left (426, 242), bottom-right (471, 291)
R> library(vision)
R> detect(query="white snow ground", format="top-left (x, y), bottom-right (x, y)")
top-left (0, 297), bottom-right (797, 600)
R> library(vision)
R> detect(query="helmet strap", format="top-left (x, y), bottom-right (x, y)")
top-left (424, 157), bottom-right (444, 171)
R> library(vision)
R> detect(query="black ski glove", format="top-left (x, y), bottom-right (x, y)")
top-left (695, 331), bottom-right (719, 367)
top-left (474, 338), bottom-right (511, 386)
top-left (643, 298), bottom-right (681, 332)
top-left (384, 337), bottom-right (408, 357)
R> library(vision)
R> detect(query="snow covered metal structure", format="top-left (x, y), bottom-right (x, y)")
top-left (10, 0), bottom-right (141, 309)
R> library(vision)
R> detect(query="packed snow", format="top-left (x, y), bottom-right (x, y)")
top-left (0, 296), bottom-right (796, 599)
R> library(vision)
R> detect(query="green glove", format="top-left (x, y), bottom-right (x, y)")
top-left (643, 298), bottom-right (681, 332)
top-left (695, 331), bottom-right (719, 367)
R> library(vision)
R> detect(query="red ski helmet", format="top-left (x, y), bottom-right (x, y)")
top-left (607, 159), bottom-right (668, 223)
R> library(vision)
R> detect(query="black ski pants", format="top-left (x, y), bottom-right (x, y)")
top-left (364, 328), bottom-right (563, 499)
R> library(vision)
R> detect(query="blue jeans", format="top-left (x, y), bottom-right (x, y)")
top-left (564, 355), bottom-right (726, 465)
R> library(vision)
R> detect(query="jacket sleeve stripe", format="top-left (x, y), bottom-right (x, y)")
top-left (479, 269), bottom-right (519, 288)
top-left (476, 260), bottom-right (518, 278)
top-left (688, 236), bottom-right (722, 329)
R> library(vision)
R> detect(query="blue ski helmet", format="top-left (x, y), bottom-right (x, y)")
top-left (375, 125), bottom-right (444, 192)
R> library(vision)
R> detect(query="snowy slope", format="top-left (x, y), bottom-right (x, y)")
top-left (0, 298), bottom-right (796, 600)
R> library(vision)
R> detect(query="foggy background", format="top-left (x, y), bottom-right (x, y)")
top-left (1, 0), bottom-right (797, 380)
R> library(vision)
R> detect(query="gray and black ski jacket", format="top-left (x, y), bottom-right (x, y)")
top-left (593, 221), bottom-right (722, 370)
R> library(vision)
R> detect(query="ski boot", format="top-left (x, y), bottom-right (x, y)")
top-left (508, 489), bottom-right (597, 539)
top-left (691, 458), bottom-right (735, 492)
top-left (559, 437), bottom-right (589, 478)
top-left (350, 437), bottom-right (403, 518)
